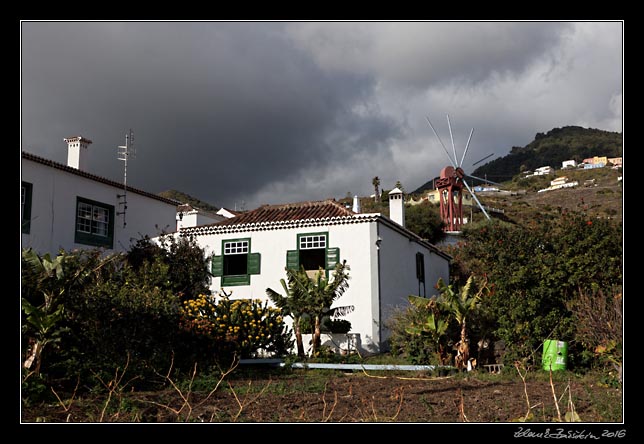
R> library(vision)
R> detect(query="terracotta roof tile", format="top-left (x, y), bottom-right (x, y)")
top-left (215, 199), bottom-right (355, 226)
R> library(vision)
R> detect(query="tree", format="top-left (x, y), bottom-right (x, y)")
top-left (404, 201), bottom-right (446, 244)
top-left (266, 267), bottom-right (312, 357)
top-left (127, 234), bottom-right (212, 300)
top-left (435, 275), bottom-right (488, 370)
top-left (372, 176), bottom-right (380, 202)
top-left (21, 248), bottom-right (115, 378)
top-left (395, 180), bottom-right (405, 193)
top-left (405, 296), bottom-right (451, 365)
top-left (306, 261), bottom-right (353, 355)
top-left (446, 215), bottom-right (622, 365)
top-left (267, 261), bottom-right (353, 357)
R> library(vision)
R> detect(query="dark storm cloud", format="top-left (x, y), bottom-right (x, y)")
top-left (21, 21), bottom-right (400, 208)
top-left (21, 21), bottom-right (622, 210)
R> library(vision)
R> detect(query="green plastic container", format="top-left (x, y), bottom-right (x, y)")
top-left (542, 340), bottom-right (568, 371)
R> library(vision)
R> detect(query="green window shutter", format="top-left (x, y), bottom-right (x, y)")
top-left (211, 255), bottom-right (223, 277)
top-left (326, 247), bottom-right (340, 270)
top-left (286, 250), bottom-right (299, 270)
top-left (248, 252), bottom-right (261, 275)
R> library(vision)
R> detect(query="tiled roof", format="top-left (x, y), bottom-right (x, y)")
top-left (180, 198), bottom-right (451, 260)
top-left (216, 199), bottom-right (355, 226)
top-left (22, 151), bottom-right (181, 206)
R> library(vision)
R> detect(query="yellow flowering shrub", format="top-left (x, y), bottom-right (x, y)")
top-left (180, 291), bottom-right (292, 358)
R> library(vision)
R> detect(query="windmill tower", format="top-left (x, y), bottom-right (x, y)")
top-left (426, 115), bottom-right (497, 233)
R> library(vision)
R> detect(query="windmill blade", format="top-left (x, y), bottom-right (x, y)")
top-left (471, 152), bottom-right (494, 166)
top-left (446, 114), bottom-right (459, 169)
top-left (465, 174), bottom-right (502, 186)
top-left (459, 128), bottom-right (475, 168)
top-left (463, 180), bottom-right (491, 220)
top-left (426, 115), bottom-right (457, 168)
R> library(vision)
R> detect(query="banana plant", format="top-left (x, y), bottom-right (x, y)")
top-left (266, 267), bottom-right (311, 357)
top-left (436, 274), bottom-right (488, 370)
top-left (21, 248), bottom-right (112, 377)
top-left (406, 296), bottom-right (450, 365)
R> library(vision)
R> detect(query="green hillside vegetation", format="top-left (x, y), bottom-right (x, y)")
top-left (472, 126), bottom-right (622, 183)
top-left (475, 168), bottom-right (622, 226)
top-left (159, 189), bottom-right (220, 213)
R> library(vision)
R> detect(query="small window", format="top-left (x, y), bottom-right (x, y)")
top-left (287, 232), bottom-right (340, 277)
top-left (223, 240), bottom-right (249, 276)
top-left (211, 238), bottom-right (261, 286)
top-left (21, 181), bottom-right (33, 234)
top-left (299, 233), bottom-right (327, 272)
top-left (75, 197), bottom-right (114, 248)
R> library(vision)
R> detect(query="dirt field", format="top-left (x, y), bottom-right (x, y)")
top-left (21, 369), bottom-right (622, 424)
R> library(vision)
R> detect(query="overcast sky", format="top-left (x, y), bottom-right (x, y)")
top-left (21, 21), bottom-right (622, 210)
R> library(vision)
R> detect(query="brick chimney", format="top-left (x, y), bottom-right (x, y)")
top-left (64, 136), bottom-right (93, 170)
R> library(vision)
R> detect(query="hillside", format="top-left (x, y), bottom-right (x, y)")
top-left (158, 189), bottom-right (220, 213)
top-left (471, 126), bottom-right (622, 183)
top-left (470, 167), bottom-right (622, 226)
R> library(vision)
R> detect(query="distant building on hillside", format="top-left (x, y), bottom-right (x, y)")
top-left (608, 157), bottom-right (622, 168)
top-left (538, 176), bottom-right (578, 193)
top-left (583, 156), bottom-right (608, 166)
top-left (562, 160), bottom-right (577, 169)
top-left (533, 166), bottom-right (554, 176)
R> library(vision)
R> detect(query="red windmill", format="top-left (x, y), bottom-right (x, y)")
top-left (426, 115), bottom-right (496, 232)
top-left (435, 165), bottom-right (466, 232)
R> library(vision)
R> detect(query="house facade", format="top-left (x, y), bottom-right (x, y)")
top-left (21, 137), bottom-right (180, 254)
top-left (179, 190), bottom-right (451, 354)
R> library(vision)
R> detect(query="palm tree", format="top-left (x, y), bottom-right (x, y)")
top-left (372, 176), bottom-right (380, 202)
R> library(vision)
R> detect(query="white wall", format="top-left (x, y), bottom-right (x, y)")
top-left (197, 221), bottom-right (381, 352)
top-left (377, 222), bottom-right (450, 348)
top-left (192, 218), bottom-right (449, 354)
top-left (21, 158), bottom-right (177, 254)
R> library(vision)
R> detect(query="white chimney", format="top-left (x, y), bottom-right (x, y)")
top-left (388, 187), bottom-right (405, 227)
top-left (352, 195), bottom-right (361, 213)
top-left (64, 136), bottom-right (93, 170)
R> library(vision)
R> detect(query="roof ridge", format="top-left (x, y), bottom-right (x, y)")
top-left (22, 151), bottom-right (181, 206)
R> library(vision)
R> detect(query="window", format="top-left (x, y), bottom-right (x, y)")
top-left (299, 234), bottom-right (327, 271)
top-left (286, 232), bottom-right (340, 276)
top-left (74, 197), bottom-right (114, 248)
top-left (21, 181), bottom-right (33, 234)
top-left (224, 240), bottom-right (249, 276)
top-left (211, 238), bottom-right (261, 286)
top-left (415, 252), bottom-right (426, 297)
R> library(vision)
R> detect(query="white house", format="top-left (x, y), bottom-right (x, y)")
top-left (176, 204), bottom-right (226, 231)
top-left (562, 160), bottom-right (577, 169)
top-left (533, 166), bottom-right (554, 176)
top-left (179, 188), bottom-right (451, 354)
top-left (21, 136), bottom-right (181, 254)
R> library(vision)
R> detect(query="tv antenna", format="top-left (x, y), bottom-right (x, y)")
top-left (116, 129), bottom-right (135, 228)
top-left (426, 114), bottom-right (500, 232)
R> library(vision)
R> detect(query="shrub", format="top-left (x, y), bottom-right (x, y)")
top-left (445, 214), bottom-right (622, 367)
top-left (127, 233), bottom-right (212, 301)
top-left (180, 291), bottom-right (293, 360)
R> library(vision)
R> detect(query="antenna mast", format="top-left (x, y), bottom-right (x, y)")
top-left (117, 129), bottom-right (135, 228)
